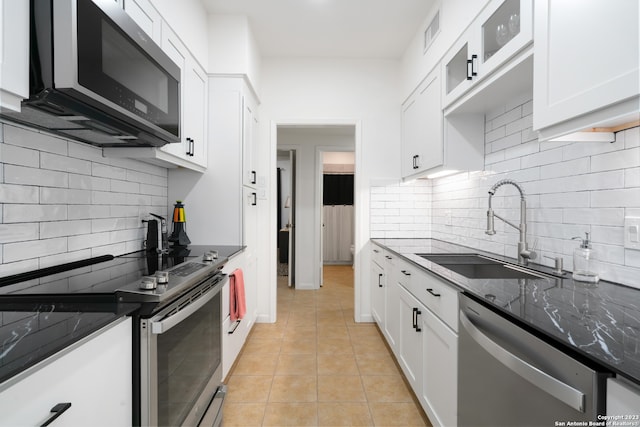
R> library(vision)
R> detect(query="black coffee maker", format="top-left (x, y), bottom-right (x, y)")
top-left (144, 213), bottom-right (168, 253)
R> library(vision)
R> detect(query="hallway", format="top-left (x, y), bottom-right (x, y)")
top-left (221, 265), bottom-right (430, 426)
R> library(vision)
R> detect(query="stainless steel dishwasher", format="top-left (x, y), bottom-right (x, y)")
top-left (458, 293), bottom-right (610, 426)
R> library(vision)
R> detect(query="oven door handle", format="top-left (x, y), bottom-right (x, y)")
top-left (150, 283), bottom-right (220, 334)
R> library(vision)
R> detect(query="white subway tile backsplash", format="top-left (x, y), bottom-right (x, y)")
top-left (540, 158), bottom-right (589, 179)
top-left (591, 147), bottom-right (640, 173)
top-left (374, 100), bottom-right (639, 288)
top-left (563, 207), bottom-right (625, 226)
top-left (0, 144), bottom-right (39, 167)
top-left (0, 223), bottom-right (39, 243)
top-left (92, 163), bottom-right (127, 180)
top-left (69, 174), bottom-right (110, 191)
top-left (41, 220), bottom-right (92, 239)
top-left (591, 188), bottom-right (640, 208)
top-left (40, 188), bottom-right (92, 205)
top-left (0, 124), bottom-right (169, 274)
top-left (4, 164), bottom-right (68, 188)
top-left (3, 204), bottom-right (67, 223)
top-left (3, 125), bottom-right (67, 155)
top-left (41, 152), bottom-right (92, 175)
top-left (0, 184), bottom-right (39, 204)
top-left (68, 232), bottom-right (110, 251)
top-left (625, 127), bottom-right (639, 148)
top-left (3, 237), bottom-right (67, 263)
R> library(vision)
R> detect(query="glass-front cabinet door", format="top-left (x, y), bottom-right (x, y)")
top-left (442, 0), bottom-right (532, 108)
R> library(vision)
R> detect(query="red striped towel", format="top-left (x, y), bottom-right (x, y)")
top-left (230, 268), bottom-right (246, 321)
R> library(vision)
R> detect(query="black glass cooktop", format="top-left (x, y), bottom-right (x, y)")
top-left (0, 246), bottom-right (240, 301)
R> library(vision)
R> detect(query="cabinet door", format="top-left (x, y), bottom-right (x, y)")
top-left (371, 260), bottom-right (385, 326)
top-left (160, 24), bottom-right (188, 159)
top-left (123, 0), bottom-right (161, 41)
top-left (242, 97), bottom-right (259, 187)
top-left (397, 285), bottom-right (424, 394)
top-left (382, 253), bottom-right (399, 353)
top-left (183, 58), bottom-right (208, 167)
top-left (533, 0), bottom-right (639, 131)
top-left (401, 69), bottom-right (443, 178)
top-left (0, 0), bottom-right (29, 111)
top-left (421, 308), bottom-right (458, 427)
top-left (443, 0), bottom-right (533, 108)
top-left (0, 318), bottom-right (132, 426)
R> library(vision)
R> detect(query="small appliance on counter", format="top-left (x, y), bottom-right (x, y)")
top-left (169, 200), bottom-right (191, 247)
top-left (143, 213), bottom-right (168, 253)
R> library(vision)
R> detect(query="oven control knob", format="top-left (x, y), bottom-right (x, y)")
top-left (155, 271), bottom-right (169, 284)
top-left (203, 251), bottom-right (218, 262)
top-left (140, 276), bottom-right (157, 290)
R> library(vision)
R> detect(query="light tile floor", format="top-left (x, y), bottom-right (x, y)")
top-left (221, 265), bottom-right (431, 427)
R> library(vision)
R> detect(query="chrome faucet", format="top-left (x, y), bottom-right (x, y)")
top-left (486, 179), bottom-right (536, 265)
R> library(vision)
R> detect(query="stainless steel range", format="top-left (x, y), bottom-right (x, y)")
top-left (0, 245), bottom-right (240, 427)
top-left (118, 255), bottom-right (228, 427)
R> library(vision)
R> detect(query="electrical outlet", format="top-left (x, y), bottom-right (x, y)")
top-left (624, 217), bottom-right (640, 250)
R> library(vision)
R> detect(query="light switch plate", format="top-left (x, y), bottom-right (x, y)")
top-left (624, 216), bottom-right (640, 250)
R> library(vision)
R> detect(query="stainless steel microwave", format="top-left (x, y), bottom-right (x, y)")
top-left (2, 0), bottom-right (180, 147)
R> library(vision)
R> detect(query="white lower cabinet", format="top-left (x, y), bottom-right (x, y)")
top-left (398, 285), bottom-right (425, 394)
top-left (374, 248), bottom-right (459, 427)
top-left (421, 308), bottom-right (458, 427)
top-left (221, 253), bottom-right (256, 380)
top-left (0, 317), bottom-right (132, 426)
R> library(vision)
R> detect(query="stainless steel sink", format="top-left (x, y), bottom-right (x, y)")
top-left (417, 253), bottom-right (549, 280)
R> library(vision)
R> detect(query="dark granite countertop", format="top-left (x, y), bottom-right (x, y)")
top-left (0, 302), bottom-right (139, 386)
top-left (372, 238), bottom-right (640, 386)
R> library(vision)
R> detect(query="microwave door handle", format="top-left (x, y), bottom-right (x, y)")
top-left (150, 285), bottom-right (219, 334)
top-left (460, 310), bottom-right (586, 413)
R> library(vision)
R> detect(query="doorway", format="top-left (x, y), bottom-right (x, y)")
top-left (275, 125), bottom-right (356, 292)
top-left (319, 150), bottom-right (355, 286)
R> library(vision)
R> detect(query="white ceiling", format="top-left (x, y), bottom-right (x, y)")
top-left (202, 0), bottom-right (435, 59)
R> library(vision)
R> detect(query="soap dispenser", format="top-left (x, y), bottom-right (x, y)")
top-left (572, 232), bottom-right (599, 283)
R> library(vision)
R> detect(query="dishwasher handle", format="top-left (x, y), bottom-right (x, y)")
top-left (460, 309), bottom-right (586, 413)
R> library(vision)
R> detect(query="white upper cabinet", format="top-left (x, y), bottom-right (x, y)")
top-left (443, 0), bottom-right (532, 108)
top-left (160, 23), bottom-right (208, 169)
top-left (401, 68), bottom-right (443, 179)
top-left (123, 0), bottom-right (162, 41)
top-left (533, 0), bottom-right (640, 140)
top-left (0, 0), bottom-right (29, 112)
top-left (401, 65), bottom-right (484, 180)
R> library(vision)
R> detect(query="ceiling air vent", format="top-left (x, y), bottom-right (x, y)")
top-left (423, 10), bottom-right (440, 53)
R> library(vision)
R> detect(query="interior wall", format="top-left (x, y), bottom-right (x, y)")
top-left (260, 57), bottom-right (402, 322)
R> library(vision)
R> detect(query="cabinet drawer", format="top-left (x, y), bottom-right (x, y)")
top-left (371, 244), bottom-right (385, 266)
top-left (411, 270), bottom-right (459, 332)
top-left (396, 259), bottom-right (416, 290)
